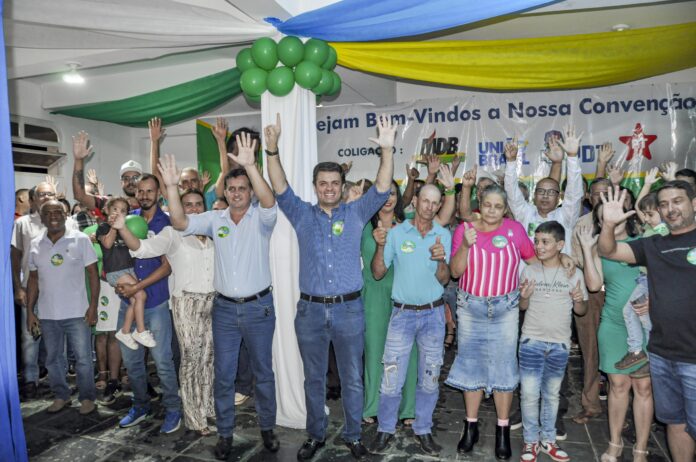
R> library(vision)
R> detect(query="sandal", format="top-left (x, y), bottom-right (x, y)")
top-left (572, 409), bottom-right (601, 424)
top-left (95, 371), bottom-right (108, 390)
top-left (632, 444), bottom-right (648, 462)
top-left (362, 416), bottom-right (376, 425)
top-left (600, 440), bottom-right (624, 462)
top-left (197, 427), bottom-right (213, 436)
top-left (402, 418), bottom-right (415, 428)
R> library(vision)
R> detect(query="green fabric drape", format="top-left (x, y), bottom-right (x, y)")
top-left (52, 68), bottom-right (241, 127)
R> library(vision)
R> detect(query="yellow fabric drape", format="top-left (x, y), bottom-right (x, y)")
top-left (332, 22), bottom-right (696, 90)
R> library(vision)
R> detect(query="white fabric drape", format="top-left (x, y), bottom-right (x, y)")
top-left (263, 86), bottom-right (317, 429)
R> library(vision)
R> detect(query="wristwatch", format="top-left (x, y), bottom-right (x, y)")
top-left (265, 149), bottom-right (279, 157)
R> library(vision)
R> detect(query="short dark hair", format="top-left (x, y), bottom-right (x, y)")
top-left (637, 192), bottom-right (659, 212)
top-left (657, 180), bottom-right (695, 201)
top-left (15, 188), bottom-right (28, 198)
top-left (139, 173), bottom-right (160, 190)
top-left (58, 198), bottom-right (71, 213)
top-left (223, 168), bottom-right (251, 189)
top-left (226, 127), bottom-right (260, 153)
top-left (676, 168), bottom-right (696, 182)
top-left (28, 186), bottom-right (36, 202)
top-left (180, 189), bottom-right (207, 211)
top-left (535, 220), bottom-right (565, 242)
top-left (214, 196), bottom-right (228, 205)
top-left (104, 196), bottom-right (130, 213)
top-left (312, 162), bottom-right (344, 185)
top-left (590, 177), bottom-right (613, 191)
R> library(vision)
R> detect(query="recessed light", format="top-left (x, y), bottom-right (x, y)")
top-left (612, 24), bottom-right (630, 32)
top-left (63, 62), bottom-right (85, 84)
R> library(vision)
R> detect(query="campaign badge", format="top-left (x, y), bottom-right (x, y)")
top-left (50, 254), bottom-right (64, 266)
top-left (492, 235), bottom-right (508, 248)
top-left (527, 222), bottom-right (538, 237)
top-left (99, 311), bottom-right (109, 321)
top-left (100, 296), bottom-right (109, 306)
top-left (217, 226), bottom-right (230, 238)
top-left (332, 220), bottom-right (344, 236)
top-left (687, 248), bottom-right (696, 265)
top-left (401, 240), bottom-right (416, 253)
top-left (653, 222), bottom-right (669, 236)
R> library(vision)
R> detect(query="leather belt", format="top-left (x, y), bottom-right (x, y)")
top-left (218, 287), bottom-right (272, 304)
top-left (394, 298), bottom-right (445, 311)
top-left (300, 290), bottom-right (361, 304)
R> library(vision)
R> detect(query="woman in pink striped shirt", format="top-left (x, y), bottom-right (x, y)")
top-left (445, 183), bottom-right (536, 460)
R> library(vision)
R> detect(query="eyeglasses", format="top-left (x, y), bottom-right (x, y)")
top-left (36, 191), bottom-right (56, 198)
top-left (535, 188), bottom-right (560, 197)
top-left (121, 174), bottom-right (141, 183)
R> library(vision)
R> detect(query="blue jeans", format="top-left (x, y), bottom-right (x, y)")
top-left (623, 274), bottom-right (651, 353)
top-left (295, 298), bottom-right (364, 442)
top-left (212, 292), bottom-right (277, 437)
top-left (41, 317), bottom-right (96, 401)
top-left (21, 306), bottom-right (41, 384)
top-left (649, 352), bottom-right (696, 438)
top-left (117, 300), bottom-right (181, 412)
top-left (519, 338), bottom-right (569, 444)
top-left (378, 305), bottom-right (445, 435)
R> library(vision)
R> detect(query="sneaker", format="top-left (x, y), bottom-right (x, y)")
top-left (147, 383), bottom-right (161, 402)
top-left (615, 350), bottom-right (648, 370)
top-left (520, 442), bottom-right (539, 462)
top-left (99, 379), bottom-right (122, 405)
top-left (510, 407), bottom-right (523, 430)
top-left (599, 381), bottom-right (608, 401)
top-left (47, 398), bottom-right (71, 413)
top-left (132, 330), bottom-right (156, 348)
top-left (556, 418), bottom-right (567, 441)
top-left (39, 367), bottom-right (48, 381)
top-left (67, 363), bottom-right (76, 377)
top-left (540, 441), bottom-right (570, 462)
top-left (115, 330), bottom-right (138, 350)
top-left (160, 410), bottom-right (182, 434)
top-left (119, 406), bottom-right (150, 427)
top-left (21, 382), bottom-right (38, 400)
top-left (235, 392), bottom-right (250, 406)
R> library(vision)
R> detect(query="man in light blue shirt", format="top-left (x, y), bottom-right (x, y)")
top-left (160, 131), bottom-right (280, 460)
top-left (370, 184), bottom-right (452, 457)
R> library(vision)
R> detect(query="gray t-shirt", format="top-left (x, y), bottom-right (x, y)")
top-left (521, 263), bottom-right (589, 346)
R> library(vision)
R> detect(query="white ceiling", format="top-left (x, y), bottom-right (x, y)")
top-left (4, 0), bottom-right (696, 111)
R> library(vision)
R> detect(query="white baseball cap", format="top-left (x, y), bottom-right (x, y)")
top-left (120, 160), bottom-right (143, 177)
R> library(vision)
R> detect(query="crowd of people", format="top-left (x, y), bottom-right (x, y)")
top-left (12, 114), bottom-right (696, 462)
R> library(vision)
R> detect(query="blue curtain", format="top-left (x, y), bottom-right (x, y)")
top-left (0, 0), bottom-right (28, 460)
top-left (266, 0), bottom-right (555, 41)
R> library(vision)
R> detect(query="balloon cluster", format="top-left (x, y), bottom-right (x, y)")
top-left (237, 37), bottom-right (340, 101)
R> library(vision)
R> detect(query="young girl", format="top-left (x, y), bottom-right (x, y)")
top-left (97, 197), bottom-right (155, 350)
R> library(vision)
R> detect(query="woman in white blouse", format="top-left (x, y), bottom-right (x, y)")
top-left (120, 189), bottom-right (216, 435)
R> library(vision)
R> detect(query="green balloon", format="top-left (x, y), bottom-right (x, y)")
top-left (312, 69), bottom-right (333, 95)
top-left (294, 61), bottom-right (322, 89)
top-left (83, 224), bottom-right (98, 235)
top-left (322, 46), bottom-right (337, 70)
top-left (327, 71), bottom-right (341, 96)
top-left (126, 215), bottom-right (149, 240)
top-left (240, 68), bottom-right (268, 97)
top-left (304, 39), bottom-right (329, 66)
top-left (235, 48), bottom-right (256, 73)
top-left (267, 66), bottom-right (295, 97)
top-left (251, 37), bottom-right (278, 71)
top-left (277, 36), bottom-right (304, 67)
top-left (245, 93), bottom-right (261, 104)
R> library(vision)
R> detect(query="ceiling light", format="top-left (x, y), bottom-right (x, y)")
top-left (63, 63), bottom-right (85, 84)
top-left (612, 24), bottom-right (630, 32)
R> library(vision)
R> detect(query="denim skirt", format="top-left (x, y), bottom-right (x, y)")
top-left (445, 289), bottom-right (520, 394)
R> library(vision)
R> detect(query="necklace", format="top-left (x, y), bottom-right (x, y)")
top-left (541, 264), bottom-right (561, 298)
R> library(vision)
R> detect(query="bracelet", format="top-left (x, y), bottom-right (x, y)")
top-left (444, 189), bottom-right (456, 196)
top-left (265, 149), bottom-right (279, 157)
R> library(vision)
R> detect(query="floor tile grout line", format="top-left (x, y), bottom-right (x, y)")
top-left (650, 429), bottom-right (672, 461)
top-left (583, 422), bottom-right (601, 462)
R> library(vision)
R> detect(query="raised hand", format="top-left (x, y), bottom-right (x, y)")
top-left (504, 136), bottom-right (518, 162)
top-left (461, 164), bottom-right (477, 188)
top-left (368, 114), bottom-right (397, 150)
top-left (520, 278), bottom-right (536, 299)
top-left (560, 253), bottom-right (577, 277)
top-left (577, 224), bottom-right (598, 248)
top-left (429, 236), bottom-right (446, 261)
top-left (546, 135), bottom-right (564, 163)
top-left (212, 117), bottom-right (228, 143)
top-left (557, 123), bottom-right (583, 157)
top-left (426, 154), bottom-right (441, 176)
top-left (600, 186), bottom-right (636, 226)
top-left (438, 164), bottom-right (455, 190)
top-left (111, 213), bottom-right (125, 230)
top-left (72, 131), bottom-right (93, 160)
top-left (451, 154), bottom-right (463, 177)
top-left (463, 227), bottom-right (477, 247)
top-left (660, 161), bottom-right (677, 181)
top-left (264, 113), bottom-right (281, 152)
top-left (346, 179), bottom-right (365, 204)
top-left (341, 161), bottom-right (353, 175)
top-left (97, 180), bottom-right (105, 197)
top-left (157, 153), bottom-right (181, 188)
top-left (45, 175), bottom-right (59, 192)
top-left (372, 220), bottom-right (388, 247)
top-left (228, 132), bottom-right (257, 167)
top-left (597, 142), bottom-right (615, 165)
top-left (148, 117), bottom-right (166, 143)
top-left (200, 170), bottom-right (212, 188)
top-left (406, 163), bottom-right (420, 180)
top-left (644, 167), bottom-right (660, 187)
top-left (569, 280), bottom-right (584, 303)
top-left (606, 163), bottom-right (625, 185)
top-left (86, 169), bottom-right (99, 186)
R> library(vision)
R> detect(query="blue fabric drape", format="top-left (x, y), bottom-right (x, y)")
top-left (265, 0), bottom-right (555, 41)
top-left (0, 0), bottom-right (28, 460)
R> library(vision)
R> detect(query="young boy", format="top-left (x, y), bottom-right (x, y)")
top-left (519, 221), bottom-right (588, 462)
top-left (614, 191), bottom-right (668, 370)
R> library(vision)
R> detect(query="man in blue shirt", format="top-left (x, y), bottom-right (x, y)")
top-left (115, 173), bottom-right (182, 434)
top-left (370, 184), bottom-right (451, 456)
top-left (160, 130), bottom-right (280, 460)
top-left (266, 114), bottom-right (396, 461)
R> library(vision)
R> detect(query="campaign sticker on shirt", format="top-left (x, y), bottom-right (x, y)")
top-left (100, 296), bottom-right (109, 306)
top-left (527, 222), bottom-right (538, 237)
top-left (99, 311), bottom-right (109, 321)
top-left (401, 240), bottom-right (416, 253)
top-left (217, 226), bottom-right (230, 238)
top-left (687, 248), bottom-right (696, 265)
top-left (332, 220), bottom-right (344, 236)
top-left (492, 235), bottom-right (508, 248)
top-left (653, 222), bottom-right (669, 236)
top-left (50, 254), bottom-right (64, 266)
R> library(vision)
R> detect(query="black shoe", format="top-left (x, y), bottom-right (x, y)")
top-left (457, 420), bottom-right (479, 453)
top-left (22, 382), bottom-right (38, 400)
top-left (509, 408), bottom-right (522, 430)
top-left (495, 424), bottom-right (511, 460)
top-left (147, 383), bottom-right (161, 402)
top-left (214, 436), bottom-right (233, 460)
top-left (99, 379), bottom-right (122, 405)
top-left (67, 363), bottom-right (76, 377)
top-left (415, 433), bottom-right (440, 456)
top-left (344, 440), bottom-right (369, 460)
top-left (261, 429), bottom-right (280, 452)
top-left (371, 432), bottom-right (394, 453)
top-left (297, 438), bottom-right (325, 461)
top-left (39, 367), bottom-right (48, 381)
top-left (326, 386), bottom-right (341, 401)
top-left (556, 417), bottom-right (567, 441)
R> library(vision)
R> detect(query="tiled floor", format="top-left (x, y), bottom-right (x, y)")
top-left (22, 349), bottom-right (672, 461)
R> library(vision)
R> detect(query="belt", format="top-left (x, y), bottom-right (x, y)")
top-left (300, 290), bottom-right (361, 304)
top-left (394, 298), bottom-right (444, 311)
top-left (218, 286), bottom-right (272, 304)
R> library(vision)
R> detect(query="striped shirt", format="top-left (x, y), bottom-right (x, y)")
top-left (452, 218), bottom-right (534, 297)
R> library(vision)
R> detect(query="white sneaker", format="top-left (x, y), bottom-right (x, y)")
top-left (115, 330), bottom-right (138, 350)
top-left (132, 330), bottom-right (156, 348)
top-left (235, 393), bottom-right (250, 406)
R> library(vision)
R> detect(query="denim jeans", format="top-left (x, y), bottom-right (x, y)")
top-left (212, 292), bottom-right (277, 438)
top-left (41, 317), bottom-right (96, 401)
top-left (519, 337), bottom-right (569, 444)
top-left (21, 306), bottom-right (41, 384)
top-left (378, 305), bottom-right (445, 435)
top-left (235, 340), bottom-right (254, 397)
top-left (649, 351), bottom-right (696, 438)
top-left (117, 300), bottom-right (181, 412)
top-left (295, 298), bottom-right (364, 442)
top-left (623, 274), bottom-right (651, 353)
